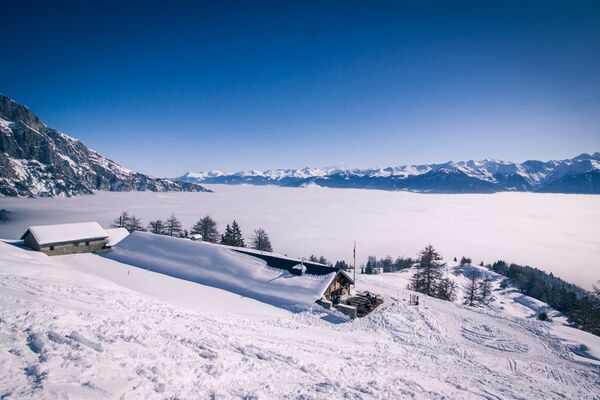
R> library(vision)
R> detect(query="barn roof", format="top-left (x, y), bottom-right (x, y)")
top-left (21, 222), bottom-right (108, 246)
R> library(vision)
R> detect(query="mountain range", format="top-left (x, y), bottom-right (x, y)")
top-left (1, 93), bottom-right (598, 196)
top-left (0, 95), bottom-right (209, 197)
top-left (176, 153), bottom-right (600, 194)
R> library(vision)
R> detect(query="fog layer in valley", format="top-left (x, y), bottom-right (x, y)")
top-left (1, 185), bottom-right (599, 289)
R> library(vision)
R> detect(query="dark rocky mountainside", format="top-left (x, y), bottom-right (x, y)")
top-left (0, 95), bottom-right (210, 197)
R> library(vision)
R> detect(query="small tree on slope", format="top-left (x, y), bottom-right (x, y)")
top-left (126, 215), bottom-right (145, 232)
top-left (251, 228), bottom-right (273, 252)
top-left (479, 274), bottom-right (494, 304)
top-left (148, 220), bottom-right (166, 234)
top-left (463, 270), bottom-right (481, 306)
top-left (409, 244), bottom-right (443, 296)
top-left (164, 214), bottom-right (183, 237)
top-left (436, 275), bottom-right (458, 302)
top-left (191, 216), bottom-right (219, 243)
top-left (221, 221), bottom-right (245, 247)
top-left (112, 211), bottom-right (130, 228)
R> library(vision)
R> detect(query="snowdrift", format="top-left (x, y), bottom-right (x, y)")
top-left (103, 232), bottom-right (335, 308)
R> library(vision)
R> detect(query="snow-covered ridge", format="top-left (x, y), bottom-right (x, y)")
top-left (178, 152), bottom-right (600, 194)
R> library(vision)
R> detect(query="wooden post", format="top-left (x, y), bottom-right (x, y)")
top-left (353, 241), bottom-right (356, 292)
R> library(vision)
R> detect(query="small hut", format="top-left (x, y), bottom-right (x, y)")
top-left (322, 270), bottom-right (354, 302)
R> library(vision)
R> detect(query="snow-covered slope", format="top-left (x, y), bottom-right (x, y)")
top-left (358, 261), bottom-right (572, 324)
top-left (1, 241), bottom-right (599, 399)
top-left (0, 94), bottom-right (210, 197)
top-left (177, 153), bottom-right (600, 194)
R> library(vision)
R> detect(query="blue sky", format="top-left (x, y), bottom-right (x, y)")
top-left (1, 0), bottom-right (599, 176)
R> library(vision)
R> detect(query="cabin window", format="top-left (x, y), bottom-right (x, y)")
top-left (50, 246), bottom-right (54, 251)
top-left (85, 241), bottom-right (90, 246)
top-left (74, 242), bottom-right (79, 247)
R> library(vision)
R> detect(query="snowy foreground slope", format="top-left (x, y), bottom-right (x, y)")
top-left (1, 243), bottom-right (599, 399)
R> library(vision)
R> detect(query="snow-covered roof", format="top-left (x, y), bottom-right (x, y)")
top-left (190, 233), bottom-right (203, 240)
top-left (104, 228), bottom-right (129, 247)
top-left (104, 232), bottom-right (338, 307)
top-left (21, 222), bottom-right (108, 246)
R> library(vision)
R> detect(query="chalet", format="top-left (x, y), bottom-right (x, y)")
top-left (233, 248), bottom-right (354, 304)
top-left (21, 222), bottom-right (111, 256)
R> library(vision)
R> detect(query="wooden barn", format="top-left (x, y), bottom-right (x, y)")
top-left (21, 222), bottom-right (110, 256)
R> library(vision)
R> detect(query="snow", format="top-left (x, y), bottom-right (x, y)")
top-left (292, 263), bottom-right (307, 275)
top-left (104, 227), bottom-right (129, 247)
top-left (1, 186), bottom-right (599, 289)
top-left (0, 117), bottom-right (12, 131)
top-left (0, 241), bottom-right (599, 398)
top-left (22, 222), bottom-right (108, 246)
top-left (103, 231), bottom-right (336, 307)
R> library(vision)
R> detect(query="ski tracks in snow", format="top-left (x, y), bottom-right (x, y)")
top-left (1, 267), bottom-right (600, 399)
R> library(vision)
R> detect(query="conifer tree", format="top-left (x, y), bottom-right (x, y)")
top-left (334, 260), bottom-right (349, 270)
top-left (436, 276), bottom-right (458, 301)
top-left (221, 221), bottom-right (245, 247)
top-left (191, 215), bottom-right (219, 243)
top-left (479, 274), bottom-right (494, 304)
top-left (229, 221), bottom-right (245, 247)
top-left (220, 224), bottom-right (232, 245)
top-left (148, 220), bottom-right (166, 235)
top-left (463, 270), bottom-right (481, 306)
top-left (251, 228), bottom-right (273, 252)
top-left (409, 244), bottom-right (443, 296)
top-left (164, 214), bottom-right (183, 237)
top-left (112, 211), bottom-right (130, 228)
top-left (126, 215), bottom-right (145, 232)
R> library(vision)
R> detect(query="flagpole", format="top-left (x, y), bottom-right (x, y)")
top-left (353, 241), bottom-right (356, 292)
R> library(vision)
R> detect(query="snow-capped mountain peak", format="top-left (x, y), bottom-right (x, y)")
top-left (177, 154), bottom-right (600, 194)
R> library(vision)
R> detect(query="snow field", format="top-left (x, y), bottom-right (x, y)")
top-left (1, 242), bottom-right (599, 399)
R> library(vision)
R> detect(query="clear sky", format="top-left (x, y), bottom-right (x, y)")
top-left (1, 0), bottom-right (599, 177)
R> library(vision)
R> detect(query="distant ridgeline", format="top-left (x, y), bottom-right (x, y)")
top-left (177, 153), bottom-right (600, 194)
top-left (0, 94), bottom-right (210, 197)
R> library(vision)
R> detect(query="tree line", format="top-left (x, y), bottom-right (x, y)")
top-left (362, 255), bottom-right (416, 274)
top-left (111, 211), bottom-right (273, 252)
